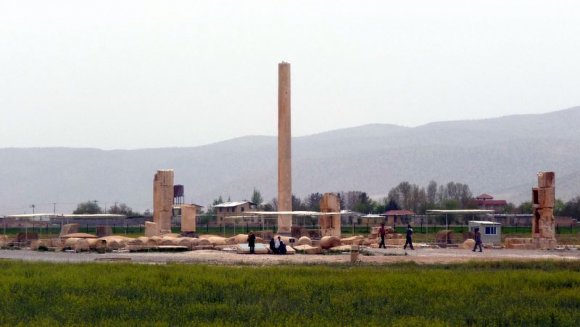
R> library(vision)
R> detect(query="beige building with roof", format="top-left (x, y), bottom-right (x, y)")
top-left (215, 201), bottom-right (257, 224)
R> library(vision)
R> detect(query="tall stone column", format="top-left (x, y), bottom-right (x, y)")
top-left (153, 169), bottom-right (174, 234)
top-left (532, 171), bottom-right (556, 249)
top-left (278, 62), bottom-right (292, 234)
top-left (320, 193), bottom-right (341, 237)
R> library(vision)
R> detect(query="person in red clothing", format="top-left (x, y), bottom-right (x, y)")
top-left (378, 223), bottom-right (386, 248)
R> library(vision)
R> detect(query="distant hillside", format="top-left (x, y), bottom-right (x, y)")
top-left (1, 107), bottom-right (579, 214)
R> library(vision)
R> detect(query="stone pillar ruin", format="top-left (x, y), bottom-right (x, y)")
top-left (277, 62), bottom-right (292, 234)
top-left (532, 171), bottom-right (557, 249)
top-left (180, 204), bottom-right (198, 233)
top-left (153, 169), bottom-right (174, 235)
top-left (319, 193), bottom-right (341, 238)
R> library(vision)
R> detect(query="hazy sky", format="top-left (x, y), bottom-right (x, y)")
top-left (1, 0), bottom-right (579, 149)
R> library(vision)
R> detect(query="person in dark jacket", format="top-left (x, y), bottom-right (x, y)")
top-left (278, 239), bottom-right (287, 255)
top-left (247, 231), bottom-right (256, 254)
top-left (472, 227), bottom-right (483, 252)
top-left (403, 224), bottom-right (414, 250)
top-left (378, 223), bottom-right (386, 249)
top-left (269, 237), bottom-right (278, 254)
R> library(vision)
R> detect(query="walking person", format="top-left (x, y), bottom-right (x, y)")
top-left (378, 222), bottom-right (386, 248)
top-left (472, 227), bottom-right (483, 252)
top-left (247, 231), bottom-right (256, 254)
top-left (403, 224), bottom-right (414, 250)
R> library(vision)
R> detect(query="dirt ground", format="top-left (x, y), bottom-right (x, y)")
top-left (0, 246), bottom-right (578, 266)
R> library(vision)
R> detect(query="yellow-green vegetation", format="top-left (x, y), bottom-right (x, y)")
top-left (0, 261), bottom-right (578, 326)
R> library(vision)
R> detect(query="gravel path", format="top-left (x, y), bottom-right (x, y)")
top-left (0, 247), bottom-right (578, 265)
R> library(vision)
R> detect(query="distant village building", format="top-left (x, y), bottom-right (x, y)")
top-left (474, 193), bottom-right (507, 212)
top-left (215, 201), bottom-right (257, 223)
top-left (383, 210), bottom-right (416, 226)
top-left (360, 214), bottom-right (385, 225)
top-left (340, 210), bottom-right (364, 224)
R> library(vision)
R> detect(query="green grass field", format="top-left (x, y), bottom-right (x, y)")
top-left (0, 261), bottom-right (578, 326)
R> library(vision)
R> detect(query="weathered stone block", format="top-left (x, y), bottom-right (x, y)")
top-left (145, 221), bottom-right (158, 237)
top-left (153, 169), bottom-right (174, 234)
top-left (319, 193), bottom-right (341, 238)
top-left (537, 171), bottom-right (555, 188)
top-left (461, 239), bottom-right (475, 250)
top-left (537, 187), bottom-right (555, 208)
top-left (319, 236), bottom-right (341, 249)
top-left (180, 204), bottom-right (197, 233)
top-left (293, 244), bottom-right (321, 254)
top-left (297, 236), bottom-right (312, 246)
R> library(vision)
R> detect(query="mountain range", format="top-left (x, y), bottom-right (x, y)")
top-left (2, 107), bottom-right (580, 214)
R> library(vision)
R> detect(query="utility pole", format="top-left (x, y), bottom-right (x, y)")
top-left (28, 204), bottom-right (35, 242)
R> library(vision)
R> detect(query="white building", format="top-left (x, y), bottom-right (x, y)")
top-left (468, 220), bottom-right (501, 244)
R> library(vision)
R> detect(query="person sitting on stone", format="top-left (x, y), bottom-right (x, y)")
top-left (278, 239), bottom-right (287, 255)
top-left (269, 237), bottom-right (278, 254)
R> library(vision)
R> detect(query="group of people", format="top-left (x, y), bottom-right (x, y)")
top-left (269, 236), bottom-right (287, 254)
top-left (378, 222), bottom-right (415, 250)
top-left (246, 232), bottom-right (287, 255)
top-left (379, 223), bottom-right (483, 253)
top-left (248, 224), bottom-right (484, 254)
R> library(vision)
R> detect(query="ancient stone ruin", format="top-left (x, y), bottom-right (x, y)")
top-left (153, 169), bottom-right (174, 235)
top-left (180, 204), bottom-right (199, 234)
top-left (505, 171), bottom-right (557, 250)
top-left (532, 171), bottom-right (557, 249)
top-left (319, 193), bottom-right (341, 237)
top-left (277, 61), bottom-right (292, 235)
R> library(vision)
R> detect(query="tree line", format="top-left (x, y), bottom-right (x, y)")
top-left (210, 181), bottom-right (484, 214)
top-left (72, 183), bottom-right (580, 219)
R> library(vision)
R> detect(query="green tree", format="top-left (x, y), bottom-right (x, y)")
top-left (561, 196), bottom-right (580, 218)
top-left (517, 201), bottom-right (533, 214)
top-left (73, 200), bottom-right (103, 214)
top-left (304, 193), bottom-right (323, 212)
top-left (251, 188), bottom-right (263, 207)
top-left (426, 180), bottom-right (438, 204)
top-left (387, 182), bottom-right (427, 213)
top-left (384, 198), bottom-right (400, 211)
top-left (206, 195), bottom-right (224, 214)
top-left (503, 202), bottom-right (516, 214)
top-left (108, 203), bottom-right (139, 216)
top-left (292, 194), bottom-right (306, 211)
top-left (554, 199), bottom-right (565, 216)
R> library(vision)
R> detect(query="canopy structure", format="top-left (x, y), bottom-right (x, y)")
top-left (245, 211), bottom-right (344, 216)
top-left (221, 211), bottom-right (346, 236)
top-left (383, 209), bottom-right (416, 216)
top-left (426, 210), bottom-right (495, 244)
